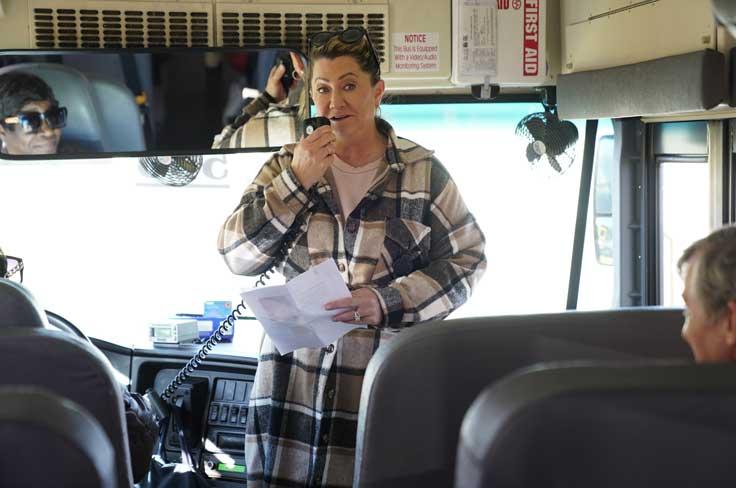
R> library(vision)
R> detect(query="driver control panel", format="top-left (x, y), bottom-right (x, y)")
top-left (152, 369), bottom-right (254, 484)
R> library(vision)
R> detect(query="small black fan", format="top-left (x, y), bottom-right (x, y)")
top-left (515, 105), bottom-right (579, 174)
top-left (138, 155), bottom-right (203, 186)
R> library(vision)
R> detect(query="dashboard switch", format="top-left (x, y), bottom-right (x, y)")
top-left (209, 404), bottom-right (219, 421)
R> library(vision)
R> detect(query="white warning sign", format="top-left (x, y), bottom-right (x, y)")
top-left (392, 32), bottom-right (440, 72)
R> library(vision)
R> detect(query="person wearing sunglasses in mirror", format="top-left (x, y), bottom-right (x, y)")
top-left (219, 27), bottom-right (486, 487)
top-left (212, 51), bottom-right (307, 149)
top-left (0, 71), bottom-right (67, 155)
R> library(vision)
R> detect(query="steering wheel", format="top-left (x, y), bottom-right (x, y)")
top-left (45, 309), bottom-right (91, 342)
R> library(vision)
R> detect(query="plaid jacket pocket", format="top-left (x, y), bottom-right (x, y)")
top-left (381, 218), bottom-right (431, 279)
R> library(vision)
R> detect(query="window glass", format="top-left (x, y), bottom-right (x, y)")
top-left (659, 159), bottom-right (710, 307)
top-left (577, 120), bottom-right (616, 310)
top-left (382, 103), bottom-right (596, 318)
top-left (3, 102), bottom-right (607, 351)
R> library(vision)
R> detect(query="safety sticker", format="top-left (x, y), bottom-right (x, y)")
top-left (392, 32), bottom-right (440, 72)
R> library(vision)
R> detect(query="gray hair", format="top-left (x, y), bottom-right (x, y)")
top-left (678, 225), bottom-right (736, 319)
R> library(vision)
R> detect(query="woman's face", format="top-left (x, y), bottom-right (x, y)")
top-left (311, 55), bottom-right (384, 142)
top-left (0, 100), bottom-right (61, 155)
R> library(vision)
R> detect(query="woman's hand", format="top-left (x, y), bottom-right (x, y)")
top-left (264, 63), bottom-right (288, 102)
top-left (291, 125), bottom-right (335, 189)
top-left (325, 288), bottom-right (384, 327)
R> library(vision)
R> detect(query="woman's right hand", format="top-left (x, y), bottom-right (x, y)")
top-left (291, 125), bottom-right (336, 189)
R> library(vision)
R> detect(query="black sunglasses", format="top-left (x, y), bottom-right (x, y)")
top-left (2, 106), bottom-right (67, 134)
top-left (2, 256), bottom-right (24, 283)
top-left (308, 27), bottom-right (381, 78)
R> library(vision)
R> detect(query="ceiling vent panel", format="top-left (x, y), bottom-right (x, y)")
top-left (215, 2), bottom-right (389, 73)
top-left (29, 1), bottom-right (213, 48)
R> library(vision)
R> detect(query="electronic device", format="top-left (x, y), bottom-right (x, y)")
top-left (302, 116), bottom-right (331, 137)
top-left (149, 319), bottom-right (199, 345)
top-left (276, 52), bottom-right (295, 93)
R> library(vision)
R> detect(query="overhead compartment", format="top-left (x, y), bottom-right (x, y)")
top-left (561, 0), bottom-right (716, 74)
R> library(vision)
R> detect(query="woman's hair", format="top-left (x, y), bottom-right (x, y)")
top-left (308, 31), bottom-right (381, 86)
top-left (678, 225), bottom-right (736, 319)
top-left (0, 72), bottom-right (58, 121)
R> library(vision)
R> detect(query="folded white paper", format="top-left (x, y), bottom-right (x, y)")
top-left (240, 259), bottom-right (362, 354)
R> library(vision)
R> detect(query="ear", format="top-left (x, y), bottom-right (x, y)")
top-left (373, 79), bottom-right (385, 108)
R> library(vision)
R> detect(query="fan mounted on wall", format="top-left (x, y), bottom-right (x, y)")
top-left (515, 102), bottom-right (579, 174)
top-left (138, 155), bottom-right (203, 187)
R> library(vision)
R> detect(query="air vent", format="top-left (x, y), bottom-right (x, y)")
top-left (30, 1), bottom-right (213, 48)
top-left (215, 3), bottom-right (389, 73)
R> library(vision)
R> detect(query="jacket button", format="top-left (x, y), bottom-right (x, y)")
top-left (327, 389), bottom-right (335, 400)
top-left (322, 433), bottom-right (329, 443)
top-left (337, 263), bottom-right (346, 272)
top-left (346, 220), bottom-right (358, 233)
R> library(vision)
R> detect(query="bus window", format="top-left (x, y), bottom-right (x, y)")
top-left (578, 120), bottom-right (616, 310)
top-left (659, 159), bottom-right (710, 307)
top-left (382, 102), bottom-right (613, 316)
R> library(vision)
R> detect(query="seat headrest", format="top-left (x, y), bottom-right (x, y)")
top-left (0, 279), bottom-right (49, 328)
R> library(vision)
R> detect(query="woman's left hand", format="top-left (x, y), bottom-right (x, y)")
top-left (325, 288), bottom-right (383, 327)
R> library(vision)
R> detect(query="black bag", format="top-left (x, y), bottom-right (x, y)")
top-left (123, 390), bottom-right (158, 483)
top-left (141, 402), bottom-right (211, 488)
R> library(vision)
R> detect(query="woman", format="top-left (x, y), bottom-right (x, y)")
top-left (218, 27), bottom-right (486, 487)
top-left (0, 72), bottom-right (65, 155)
top-left (212, 52), bottom-right (307, 149)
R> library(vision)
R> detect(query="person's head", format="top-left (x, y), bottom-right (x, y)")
top-left (678, 225), bottom-right (736, 362)
top-left (307, 27), bottom-right (384, 141)
top-left (0, 71), bottom-right (66, 155)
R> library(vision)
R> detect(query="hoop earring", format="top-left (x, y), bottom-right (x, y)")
top-left (375, 106), bottom-right (382, 118)
top-left (292, 69), bottom-right (301, 81)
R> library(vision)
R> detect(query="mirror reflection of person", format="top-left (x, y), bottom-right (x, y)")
top-left (211, 52), bottom-right (306, 149)
top-left (679, 225), bottom-right (736, 362)
top-left (218, 28), bottom-right (486, 487)
top-left (0, 72), bottom-right (67, 155)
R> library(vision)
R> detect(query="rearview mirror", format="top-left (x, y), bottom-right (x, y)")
top-left (0, 48), bottom-right (307, 159)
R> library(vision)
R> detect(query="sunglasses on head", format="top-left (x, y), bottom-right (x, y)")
top-left (308, 27), bottom-right (381, 77)
top-left (1, 106), bottom-right (67, 134)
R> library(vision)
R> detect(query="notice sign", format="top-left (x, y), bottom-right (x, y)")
top-left (392, 32), bottom-right (440, 72)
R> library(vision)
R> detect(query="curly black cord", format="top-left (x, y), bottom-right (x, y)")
top-left (159, 213), bottom-right (306, 404)
top-left (160, 301), bottom-right (247, 402)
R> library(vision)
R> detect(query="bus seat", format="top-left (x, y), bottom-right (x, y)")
top-left (354, 308), bottom-right (690, 488)
top-left (455, 361), bottom-right (736, 488)
top-left (0, 62), bottom-right (105, 152)
top-left (0, 278), bottom-right (48, 328)
top-left (0, 280), bottom-right (135, 487)
top-left (86, 73), bottom-right (146, 152)
top-left (0, 386), bottom-right (116, 488)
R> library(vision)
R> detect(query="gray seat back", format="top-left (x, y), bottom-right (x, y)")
top-left (86, 73), bottom-right (146, 152)
top-left (354, 308), bottom-right (690, 488)
top-left (0, 278), bottom-right (48, 328)
top-left (0, 280), bottom-right (134, 487)
top-left (0, 386), bottom-right (116, 488)
top-left (456, 361), bottom-right (736, 488)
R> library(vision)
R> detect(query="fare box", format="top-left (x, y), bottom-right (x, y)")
top-left (452, 0), bottom-right (546, 86)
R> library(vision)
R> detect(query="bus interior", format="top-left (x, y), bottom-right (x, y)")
top-left (1, 0), bottom-right (735, 486)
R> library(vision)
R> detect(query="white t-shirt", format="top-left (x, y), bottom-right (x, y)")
top-left (326, 155), bottom-right (385, 219)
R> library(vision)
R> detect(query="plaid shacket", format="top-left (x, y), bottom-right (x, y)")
top-left (218, 119), bottom-right (486, 487)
